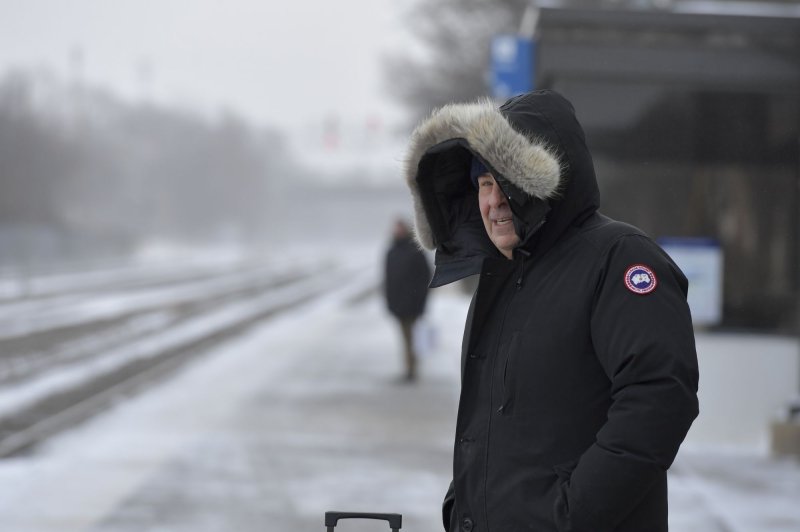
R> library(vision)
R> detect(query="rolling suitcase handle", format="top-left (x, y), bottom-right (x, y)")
top-left (324, 511), bottom-right (402, 531)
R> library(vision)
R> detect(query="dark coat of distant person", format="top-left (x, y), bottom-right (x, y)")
top-left (384, 228), bottom-right (431, 320)
top-left (404, 90), bottom-right (699, 531)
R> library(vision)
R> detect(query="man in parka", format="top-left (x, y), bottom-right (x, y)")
top-left (404, 89), bottom-right (699, 531)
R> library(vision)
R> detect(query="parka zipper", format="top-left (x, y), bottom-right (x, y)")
top-left (503, 250), bottom-right (528, 414)
top-left (497, 332), bottom-right (520, 415)
top-left (482, 256), bottom-right (526, 530)
top-left (515, 249), bottom-right (529, 290)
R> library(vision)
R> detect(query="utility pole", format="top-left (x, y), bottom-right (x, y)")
top-left (791, 135), bottom-right (800, 411)
top-left (518, 5), bottom-right (540, 38)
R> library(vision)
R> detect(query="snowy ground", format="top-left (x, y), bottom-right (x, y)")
top-left (0, 253), bottom-right (798, 531)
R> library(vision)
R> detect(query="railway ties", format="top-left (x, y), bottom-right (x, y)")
top-left (0, 254), bottom-right (368, 457)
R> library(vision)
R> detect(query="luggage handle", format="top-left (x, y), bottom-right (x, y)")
top-left (325, 511), bottom-right (402, 531)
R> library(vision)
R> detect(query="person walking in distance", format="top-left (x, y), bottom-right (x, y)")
top-left (384, 218), bottom-right (432, 382)
top-left (404, 90), bottom-right (699, 531)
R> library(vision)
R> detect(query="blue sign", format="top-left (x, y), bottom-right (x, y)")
top-left (658, 237), bottom-right (724, 326)
top-left (490, 35), bottom-right (535, 99)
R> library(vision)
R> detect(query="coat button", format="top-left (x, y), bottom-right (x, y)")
top-left (462, 517), bottom-right (474, 531)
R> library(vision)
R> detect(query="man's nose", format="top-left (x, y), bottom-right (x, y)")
top-left (489, 183), bottom-right (508, 207)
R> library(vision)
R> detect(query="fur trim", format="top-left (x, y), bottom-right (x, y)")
top-left (404, 98), bottom-right (562, 249)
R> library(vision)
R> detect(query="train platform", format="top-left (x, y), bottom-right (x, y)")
top-left (0, 267), bottom-right (798, 532)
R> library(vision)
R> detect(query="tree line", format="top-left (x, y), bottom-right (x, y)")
top-left (0, 70), bottom-right (290, 268)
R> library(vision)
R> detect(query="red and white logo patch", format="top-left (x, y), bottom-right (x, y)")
top-left (624, 264), bottom-right (657, 295)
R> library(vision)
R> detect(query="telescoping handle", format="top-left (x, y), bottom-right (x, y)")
top-left (324, 511), bottom-right (402, 531)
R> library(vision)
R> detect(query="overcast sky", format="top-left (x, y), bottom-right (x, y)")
top-left (0, 0), bottom-right (419, 132)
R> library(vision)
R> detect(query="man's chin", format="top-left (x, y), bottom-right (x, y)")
top-left (491, 236), bottom-right (519, 257)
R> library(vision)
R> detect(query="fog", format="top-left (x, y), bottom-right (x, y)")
top-left (0, 0), bottom-right (412, 130)
top-left (0, 0), bottom-right (419, 271)
top-left (0, 69), bottom-right (413, 268)
top-left (1, 0), bottom-right (799, 530)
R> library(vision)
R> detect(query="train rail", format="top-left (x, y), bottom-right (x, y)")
top-left (0, 253), bottom-right (376, 457)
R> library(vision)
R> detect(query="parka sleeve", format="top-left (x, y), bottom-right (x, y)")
top-left (554, 234), bottom-right (699, 531)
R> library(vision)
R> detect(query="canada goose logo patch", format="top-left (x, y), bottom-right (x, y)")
top-left (624, 264), bottom-right (657, 295)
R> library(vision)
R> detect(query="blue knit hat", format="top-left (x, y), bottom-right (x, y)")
top-left (469, 157), bottom-right (489, 188)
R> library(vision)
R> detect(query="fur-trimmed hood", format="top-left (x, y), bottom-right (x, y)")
top-left (405, 97), bottom-right (562, 249)
top-left (404, 89), bottom-right (600, 287)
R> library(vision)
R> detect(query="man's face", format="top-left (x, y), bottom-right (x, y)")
top-left (477, 173), bottom-right (519, 259)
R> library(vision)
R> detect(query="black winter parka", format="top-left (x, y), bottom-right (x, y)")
top-left (404, 90), bottom-right (699, 532)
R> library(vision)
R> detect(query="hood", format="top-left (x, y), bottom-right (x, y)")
top-left (404, 89), bottom-right (600, 287)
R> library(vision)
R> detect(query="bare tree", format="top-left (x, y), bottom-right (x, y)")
top-left (383, 0), bottom-right (529, 123)
top-left (0, 70), bottom-right (292, 267)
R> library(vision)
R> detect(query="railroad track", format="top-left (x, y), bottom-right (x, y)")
top-left (0, 254), bottom-right (377, 457)
top-left (0, 259), bottom-right (333, 383)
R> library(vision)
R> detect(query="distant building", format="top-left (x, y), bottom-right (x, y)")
top-left (530, 1), bottom-right (800, 331)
